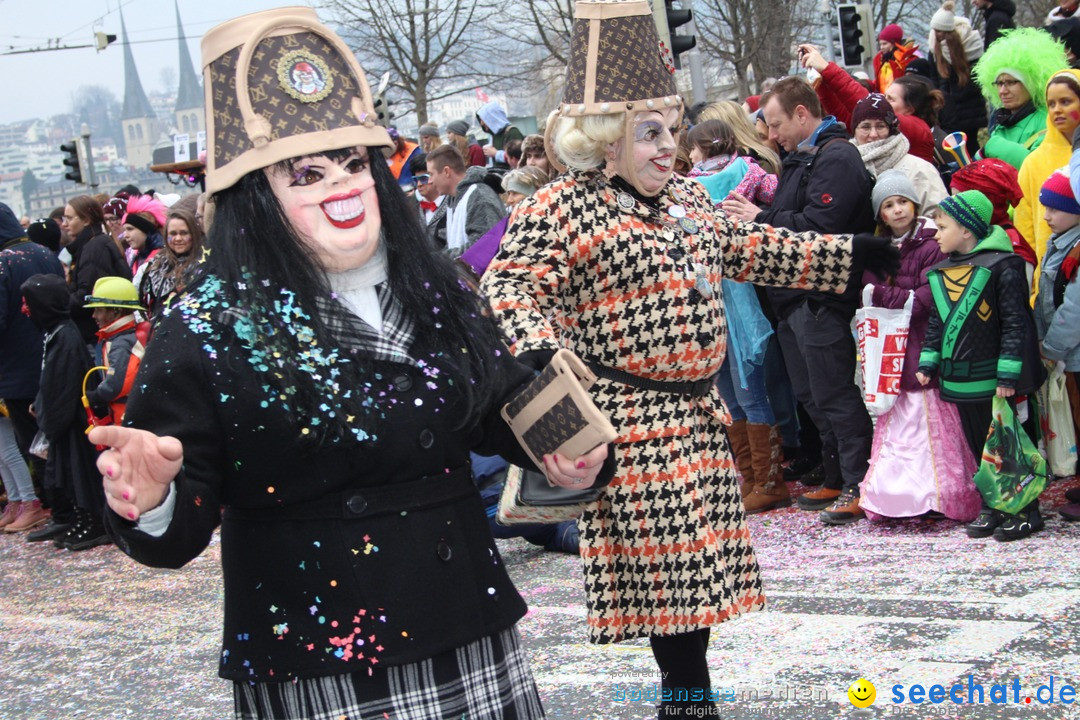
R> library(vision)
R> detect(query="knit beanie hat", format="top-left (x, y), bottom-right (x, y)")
top-left (950, 158), bottom-right (1023, 226)
top-left (931, 1), bottom-right (956, 31)
top-left (938, 190), bottom-right (994, 239)
top-left (417, 124), bottom-right (440, 138)
top-left (1040, 170), bottom-right (1080, 215)
top-left (872, 169), bottom-right (920, 217)
top-left (446, 119), bottom-right (469, 137)
top-left (878, 24), bottom-right (903, 45)
top-left (26, 217), bottom-right (60, 252)
top-left (852, 94), bottom-right (900, 134)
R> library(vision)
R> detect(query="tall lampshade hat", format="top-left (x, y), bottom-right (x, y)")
top-left (201, 6), bottom-right (392, 195)
top-left (553, 0), bottom-right (683, 196)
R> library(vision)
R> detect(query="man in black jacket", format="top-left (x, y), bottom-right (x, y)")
top-left (723, 76), bottom-right (876, 526)
top-left (973, 0), bottom-right (1015, 49)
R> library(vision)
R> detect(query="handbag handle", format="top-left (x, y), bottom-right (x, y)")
top-left (233, 15), bottom-right (378, 147)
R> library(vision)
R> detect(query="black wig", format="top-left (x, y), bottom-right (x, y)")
top-left (200, 146), bottom-right (508, 445)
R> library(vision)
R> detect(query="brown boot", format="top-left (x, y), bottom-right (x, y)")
top-left (743, 423), bottom-right (791, 514)
top-left (727, 419), bottom-right (756, 497)
top-left (4, 500), bottom-right (49, 533)
top-left (0, 501), bottom-right (22, 530)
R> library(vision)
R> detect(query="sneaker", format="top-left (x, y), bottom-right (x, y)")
top-left (27, 519), bottom-right (73, 542)
top-left (4, 500), bottom-right (49, 533)
top-left (795, 486), bottom-right (841, 511)
top-left (965, 507), bottom-right (1004, 539)
top-left (1060, 502), bottom-right (1080, 522)
top-left (819, 490), bottom-right (864, 525)
top-left (994, 503), bottom-right (1044, 542)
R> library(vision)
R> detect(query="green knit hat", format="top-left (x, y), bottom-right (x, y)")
top-left (938, 190), bottom-right (994, 239)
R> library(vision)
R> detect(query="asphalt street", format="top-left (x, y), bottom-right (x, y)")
top-left (1, 475), bottom-right (1078, 720)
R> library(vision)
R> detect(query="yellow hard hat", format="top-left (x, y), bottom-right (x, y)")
top-left (83, 276), bottom-right (144, 310)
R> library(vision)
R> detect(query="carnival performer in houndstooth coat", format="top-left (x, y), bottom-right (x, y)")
top-left (480, 2), bottom-right (898, 717)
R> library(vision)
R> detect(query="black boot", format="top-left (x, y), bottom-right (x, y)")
top-left (27, 518), bottom-right (74, 542)
top-left (67, 511), bottom-right (111, 551)
top-left (54, 508), bottom-right (88, 549)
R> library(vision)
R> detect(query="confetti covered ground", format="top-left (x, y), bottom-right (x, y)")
top-left (1, 475), bottom-right (1078, 720)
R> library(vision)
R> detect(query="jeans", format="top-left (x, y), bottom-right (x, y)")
top-left (0, 416), bottom-right (36, 502)
top-left (716, 356), bottom-right (774, 424)
top-left (762, 335), bottom-right (799, 446)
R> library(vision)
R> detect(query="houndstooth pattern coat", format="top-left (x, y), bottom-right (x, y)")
top-left (481, 169), bottom-right (854, 644)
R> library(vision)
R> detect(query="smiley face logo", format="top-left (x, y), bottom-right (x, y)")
top-left (848, 678), bottom-right (876, 708)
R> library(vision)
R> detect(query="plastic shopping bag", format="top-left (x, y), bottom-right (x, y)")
top-left (1039, 367), bottom-right (1078, 478)
top-left (973, 396), bottom-right (1049, 514)
top-left (29, 430), bottom-right (48, 460)
top-left (856, 285), bottom-right (913, 416)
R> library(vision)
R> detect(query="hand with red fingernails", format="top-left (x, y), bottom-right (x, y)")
top-left (89, 425), bottom-right (183, 521)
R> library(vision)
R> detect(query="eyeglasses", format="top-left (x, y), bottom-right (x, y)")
top-left (994, 78), bottom-right (1022, 89)
top-left (855, 121), bottom-right (891, 134)
top-left (414, 174), bottom-right (431, 186)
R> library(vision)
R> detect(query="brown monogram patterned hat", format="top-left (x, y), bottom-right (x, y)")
top-left (559, 0), bottom-right (681, 117)
top-left (201, 7), bottom-right (392, 194)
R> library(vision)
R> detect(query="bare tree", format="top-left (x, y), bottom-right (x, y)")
top-left (322, 0), bottom-right (522, 124)
top-left (694, 0), bottom-right (809, 98)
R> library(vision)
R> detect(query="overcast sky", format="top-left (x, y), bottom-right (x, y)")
top-left (0, 0), bottom-right (320, 126)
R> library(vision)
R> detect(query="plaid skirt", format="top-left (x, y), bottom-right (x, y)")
top-left (233, 626), bottom-right (544, 720)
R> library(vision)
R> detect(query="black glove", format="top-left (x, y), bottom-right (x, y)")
top-left (515, 349), bottom-right (556, 373)
top-left (852, 233), bottom-right (900, 280)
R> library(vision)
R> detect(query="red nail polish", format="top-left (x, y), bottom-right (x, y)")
top-left (122, 491), bottom-right (130, 501)
top-left (106, 467), bottom-right (114, 478)
top-left (576, 461), bottom-right (586, 469)
top-left (128, 511), bottom-right (136, 520)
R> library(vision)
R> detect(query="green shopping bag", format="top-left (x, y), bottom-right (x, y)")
top-left (972, 396), bottom-right (1049, 514)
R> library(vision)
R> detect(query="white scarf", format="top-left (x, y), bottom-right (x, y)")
top-left (327, 241), bottom-right (388, 333)
top-left (854, 133), bottom-right (910, 179)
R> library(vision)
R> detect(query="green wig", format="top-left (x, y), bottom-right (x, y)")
top-left (974, 27), bottom-right (1069, 110)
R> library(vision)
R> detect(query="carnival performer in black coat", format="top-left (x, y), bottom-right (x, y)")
top-left (88, 9), bottom-right (608, 720)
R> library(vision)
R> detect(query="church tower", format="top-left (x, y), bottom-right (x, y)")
top-left (173, 0), bottom-right (204, 137)
top-left (119, 9), bottom-right (159, 169)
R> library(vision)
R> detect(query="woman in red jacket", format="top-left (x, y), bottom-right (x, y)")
top-left (799, 43), bottom-right (937, 164)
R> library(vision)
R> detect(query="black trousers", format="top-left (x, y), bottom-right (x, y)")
top-left (777, 301), bottom-right (872, 491)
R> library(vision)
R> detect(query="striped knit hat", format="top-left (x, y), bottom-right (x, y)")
top-left (937, 190), bottom-right (993, 239)
top-left (1039, 170), bottom-right (1080, 215)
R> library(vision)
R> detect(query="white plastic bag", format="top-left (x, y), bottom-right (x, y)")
top-left (29, 430), bottom-right (48, 460)
top-left (856, 285), bottom-right (914, 416)
top-left (1040, 367), bottom-right (1078, 478)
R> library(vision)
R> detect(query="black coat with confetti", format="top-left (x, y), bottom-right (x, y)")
top-left (103, 273), bottom-right (546, 683)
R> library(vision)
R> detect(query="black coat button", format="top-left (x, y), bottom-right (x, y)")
top-left (346, 494), bottom-right (367, 514)
top-left (393, 374), bottom-right (413, 392)
top-left (436, 541), bottom-right (452, 561)
top-left (418, 429), bottom-right (435, 449)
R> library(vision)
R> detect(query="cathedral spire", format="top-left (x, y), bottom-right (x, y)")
top-left (174, 0), bottom-right (203, 112)
top-left (119, 8), bottom-right (155, 121)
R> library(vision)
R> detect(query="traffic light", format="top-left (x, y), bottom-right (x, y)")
top-left (665, 0), bottom-right (695, 70)
top-left (60, 140), bottom-right (83, 184)
top-left (94, 32), bottom-right (117, 52)
top-left (837, 3), bottom-right (871, 67)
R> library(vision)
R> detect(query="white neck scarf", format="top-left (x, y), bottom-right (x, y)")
top-left (327, 241), bottom-right (388, 333)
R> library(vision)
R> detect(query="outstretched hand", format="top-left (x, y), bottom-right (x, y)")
top-left (542, 444), bottom-right (609, 489)
top-left (89, 425), bottom-right (184, 521)
top-left (852, 233), bottom-right (901, 279)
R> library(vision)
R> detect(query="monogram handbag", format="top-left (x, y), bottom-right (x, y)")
top-left (497, 349), bottom-right (618, 525)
